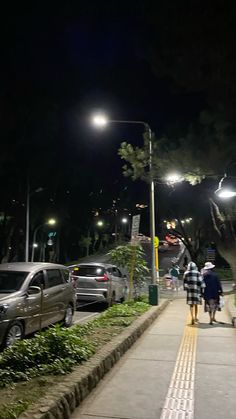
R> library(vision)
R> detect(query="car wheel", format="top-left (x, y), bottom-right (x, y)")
top-left (63, 304), bottom-right (73, 327)
top-left (4, 321), bottom-right (24, 347)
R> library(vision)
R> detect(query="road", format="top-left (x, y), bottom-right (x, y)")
top-left (72, 243), bottom-right (185, 324)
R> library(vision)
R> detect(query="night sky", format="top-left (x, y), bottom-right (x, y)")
top-left (1, 1), bottom-right (234, 259)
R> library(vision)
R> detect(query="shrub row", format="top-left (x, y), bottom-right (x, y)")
top-left (0, 301), bottom-right (150, 388)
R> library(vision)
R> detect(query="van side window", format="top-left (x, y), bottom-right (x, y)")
top-left (46, 270), bottom-right (63, 288)
top-left (112, 267), bottom-right (120, 277)
top-left (30, 271), bottom-right (45, 289)
top-left (61, 269), bottom-right (70, 283)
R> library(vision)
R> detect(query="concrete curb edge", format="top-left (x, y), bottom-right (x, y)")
top-left (226, 293), bottom-right (236, 327)
top-left (19, 299), bottom-right (170, 419)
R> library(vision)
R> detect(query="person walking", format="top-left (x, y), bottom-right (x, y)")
top-left (183, 255), bottom-right (188, 270)
top-left (183, 261), bottom-right (205, 325)
top-left (169, 262), bottom-right (180, 290)
top-left (202, 261), bottom-right (223, 325)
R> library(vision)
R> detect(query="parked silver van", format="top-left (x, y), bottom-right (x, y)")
top-left (69, 262), bottom-right (128, 306)
top-left (0, 262), bottom-right (76, 348)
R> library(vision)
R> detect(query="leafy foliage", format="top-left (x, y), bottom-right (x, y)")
top-left (108, 244), bottom-right (149, 298)
top-left (0, 400), bottom-right (30, 419)
top-left (0, 302), bottom-right (150, 390)
top-left (0, 324), bottom-right (95, 388)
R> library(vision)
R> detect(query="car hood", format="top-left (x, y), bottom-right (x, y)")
top-left (0, 291), bottom-right (23, 303)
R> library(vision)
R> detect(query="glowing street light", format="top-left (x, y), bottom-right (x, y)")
top-left (96, 220), bottom-right (104, 227)
top-left (215, 175), bottom-right (236, 198)
top-left (166, 173), bottom-right (183, 185)
top-left (92, 114), bottom-right (108, 127)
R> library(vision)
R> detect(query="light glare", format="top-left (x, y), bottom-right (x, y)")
top-left (92, 114), bottom-right (108, 127)
top-left (217, 189), bottom-right (236, 199)
top-left (166, 173), bottom-right (183, 184)
top-left (48, 218), bottom-right (56, 225)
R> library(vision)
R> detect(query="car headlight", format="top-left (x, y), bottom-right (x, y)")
top-left (0, 304), bottom-right (9, 318)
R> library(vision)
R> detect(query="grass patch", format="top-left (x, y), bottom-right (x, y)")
top-left (215, 268), bottom-right (233, 280)
top-left (0, 301), bottom-right (150, 418)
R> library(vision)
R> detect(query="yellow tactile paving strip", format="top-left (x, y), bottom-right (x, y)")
top-left (160, 315), bottom-right (198, 419)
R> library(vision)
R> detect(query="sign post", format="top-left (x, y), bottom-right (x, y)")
top-left (131, 215), bottom-right (141, 243)
top-left (154, 236), bottom-right (159, 279)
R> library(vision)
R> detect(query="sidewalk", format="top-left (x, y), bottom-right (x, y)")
top-left (71, 296), bottom-right (236, 419)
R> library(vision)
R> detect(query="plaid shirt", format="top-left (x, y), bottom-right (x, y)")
top-left (183, 264), bottom-right (205, 305)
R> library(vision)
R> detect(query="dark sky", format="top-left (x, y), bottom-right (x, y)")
top-left (1, 2), bottom-right (227, 234)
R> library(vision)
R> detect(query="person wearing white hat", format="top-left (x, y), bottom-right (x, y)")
top-left (202, 261), bottom-right (223, 325)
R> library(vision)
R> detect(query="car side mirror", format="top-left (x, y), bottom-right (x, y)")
top-left (28, 286), bottom-right (41, 295)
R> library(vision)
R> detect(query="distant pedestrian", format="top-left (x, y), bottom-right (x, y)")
top-left (169, 263), bottom-right (180, 290)
top-left (202, 262), bottom-right (223, 325)
top-left (183, 255), bottom-right (188, 270)
top-left (183, 262), bottom-right (205, 325)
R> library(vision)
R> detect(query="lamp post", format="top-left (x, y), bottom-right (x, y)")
top-left (92, 114), bottom-right (157, 291)
top-left (25, 182), bottom-right (44, 262)
top-left (31, 218), bottom-right (56, 262)
top-left (25, 179), bottom-right (30, 262)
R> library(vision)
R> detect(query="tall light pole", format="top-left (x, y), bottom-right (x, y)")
top-left (25, 179), bottom-right (30, 262)
top-left (25, 182), bottom-right (44, 262)
top-left (92, 114), bottom-right (157, 290)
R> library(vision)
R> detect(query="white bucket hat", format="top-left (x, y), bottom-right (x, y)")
top-left (204, 261), bottom-right (215, 270)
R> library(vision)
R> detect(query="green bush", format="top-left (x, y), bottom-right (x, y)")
top-left (0, 400), bottom-right (30, 419)
top-left (0, 325), bottom-right (95, 388)
top-left (0, 301), bottom-right (150, 389)
top-left (215, 268), bottom-right (233, 280)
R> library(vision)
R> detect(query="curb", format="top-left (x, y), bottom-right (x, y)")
top-left (19, 299), bottom-right (170, 419)
top-left (226, 293), bottom-right (236, 327)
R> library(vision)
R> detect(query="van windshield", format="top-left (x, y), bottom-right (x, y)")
top-left (0, 271), bottom-right (28, 293)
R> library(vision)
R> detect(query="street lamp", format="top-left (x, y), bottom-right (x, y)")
top-left (166, 173), bottom-right (183, 185)
top-left (215, 174), bottom-right (236, 199)
top-left (31, 218), bottom-right (57, 262)
top-left (92, 113), bottom-right (157, 290)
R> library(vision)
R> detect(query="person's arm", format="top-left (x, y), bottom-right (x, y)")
top-left (217, 276), bottom-right (223, 295)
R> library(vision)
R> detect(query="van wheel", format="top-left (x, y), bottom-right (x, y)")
top-left (4, 321), bottom-right (24, 347)
top-left (63, 304), bottom-right (73, 327)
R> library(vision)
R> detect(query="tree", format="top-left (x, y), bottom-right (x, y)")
top-left (118, 110), bottom-right (236, 275)
top-left (78, 235), bottom-right (92, 257)
top-left (108, 244), bottom-right (149, 300)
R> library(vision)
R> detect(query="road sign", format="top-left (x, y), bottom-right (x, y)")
top-left (207, 248), bottom-right (215, 262)
top-left (131, 215), bottom-right (141, 243)
top-left (154, 236), bottom-right (159, 248)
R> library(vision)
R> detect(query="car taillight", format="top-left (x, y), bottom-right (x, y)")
top-left (95, 273), bottom-right (109, 282)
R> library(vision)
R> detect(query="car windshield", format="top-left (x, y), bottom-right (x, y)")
top-left (71, 266), bottom-right (105, 277)
top-left (0, 271), bottom-right (28, 293)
